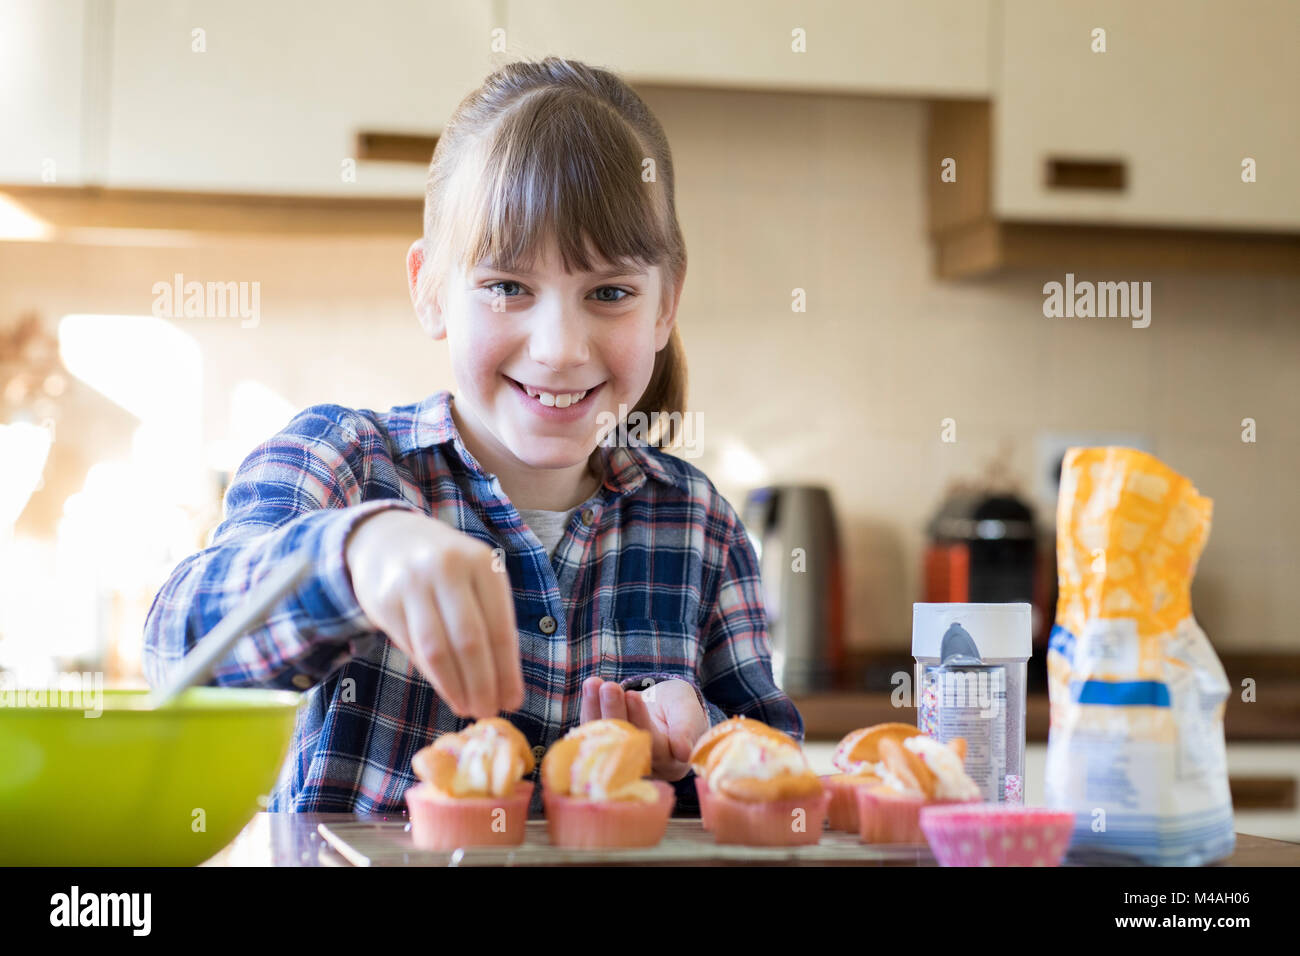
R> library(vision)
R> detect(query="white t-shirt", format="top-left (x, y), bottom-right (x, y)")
top-left (518, 507), bottom-right (576, 558)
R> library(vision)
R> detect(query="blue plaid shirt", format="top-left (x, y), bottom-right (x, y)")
top-left (143, 390), bottom-right (801, 814)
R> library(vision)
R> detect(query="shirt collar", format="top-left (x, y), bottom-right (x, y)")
top-left (392, 390), bottom-right (681, 496)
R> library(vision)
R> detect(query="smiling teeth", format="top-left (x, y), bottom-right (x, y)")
top-left (523, 384), bottom-right (588, 408)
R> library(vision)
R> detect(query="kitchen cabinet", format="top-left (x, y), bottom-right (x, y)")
top-left (6, 0), bottom-right (994, 200)
top-left (505, 0), bottom-right (992, 97)
top-left (995, 0), bottom-right (1300, 231)
top-left (103, 0), bottom-right (496, 196)
top-left (9, 0), bottom-right (1297, 250)
top-left (0, 0), bottom-right (92, 186)
top-left (927, 90), bottom-right (1300, 280)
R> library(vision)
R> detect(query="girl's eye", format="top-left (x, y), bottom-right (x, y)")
top-left (486, 278), bottom-right (525, 297)
top-left (590, 286), bottom-right (631, 303)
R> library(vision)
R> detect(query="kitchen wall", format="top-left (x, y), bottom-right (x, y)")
top-left (2, 85), bottom-right (1296, 658)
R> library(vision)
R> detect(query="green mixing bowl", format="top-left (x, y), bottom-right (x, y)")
top-left (0, 687), bottom-right (301, 865)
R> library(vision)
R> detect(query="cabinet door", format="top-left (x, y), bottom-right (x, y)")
top-left (506, 0), bottom-right (991, 97)
top-left (0, 0), bottom-right (89, 186)
top-left (995, 0), bottom-right (1300, 230)
top-left (105, 0), bottom-right (496, 196)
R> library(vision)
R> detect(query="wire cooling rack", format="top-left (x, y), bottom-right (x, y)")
top-left (316, 818), bottom-right (937, 866)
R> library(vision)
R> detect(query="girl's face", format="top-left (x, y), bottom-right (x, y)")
top-left (413, 235), bottom-right (680, 475)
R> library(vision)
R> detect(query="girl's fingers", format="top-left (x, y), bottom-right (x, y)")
top-left (599, 680), bottom-right (628, 721)
top-left (372, 594), bottom-right (410, 654)
top-left (655, 691), bottom-right (688, 761)
top-left (624, 689), bottom-right (651, 730)
top-left (473, 560), bottom-right (524, 712)
top-left (432, 571), bottom-right (499, 718)
top-left (664, 686), bottom-right (710, 763)
top-left (625, 691), bottom-right (672, 769)
top-left (580, 676), bottom-right (603, 723)
top-left (404, 593), bottom-right (468, 715)
top-left (667, 720), bottom-right (695, 763)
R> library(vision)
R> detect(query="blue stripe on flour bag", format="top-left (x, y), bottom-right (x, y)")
top-left (1071, 680), bottom-right (1170, 707)
top-left (1050, 626), bottom-right (1172, 705)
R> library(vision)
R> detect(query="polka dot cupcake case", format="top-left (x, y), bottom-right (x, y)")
top-left (919, 805), bottom-right (1075, 867)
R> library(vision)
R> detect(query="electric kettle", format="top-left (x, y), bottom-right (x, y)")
top-left (741, 484), bottom-right (846, 695)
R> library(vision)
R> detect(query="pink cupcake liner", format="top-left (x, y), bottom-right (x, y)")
top-left (920, 804), bottom-right (1076, 866)
top-left (856, 787), bottom-right (979, 844)
top-left (543, 780), bottom-right (676, 849)
top-left (405, 780), bottom-right (533, 851)
top-left (699, 779), bottom-right (830, 846)
top-left (694, 776), bottom-right (714, 830)
top-left (821, 774), bottom-right (873, 832)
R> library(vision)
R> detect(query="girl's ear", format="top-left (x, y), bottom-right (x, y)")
top-left (407, 239), bottom-right (447, 340)
top-left (654, 263), bottom-right (687, 351)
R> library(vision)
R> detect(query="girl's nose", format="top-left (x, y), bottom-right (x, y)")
top-left (527, 300), bottom-right (590, 369)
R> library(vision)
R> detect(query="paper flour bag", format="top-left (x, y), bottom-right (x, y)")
top-left (1045, 447), bottom-right (1234, 865)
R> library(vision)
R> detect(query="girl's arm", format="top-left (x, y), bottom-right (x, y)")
top-left (696, 517), bottom-right (806, 740)
top-left (142, 405), bottom-right (421, 691)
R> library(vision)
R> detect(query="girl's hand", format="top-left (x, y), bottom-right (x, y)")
top-left (345, 509), bottom-right (524, 719)
top-left (580, 676), bottom-right (709, 782)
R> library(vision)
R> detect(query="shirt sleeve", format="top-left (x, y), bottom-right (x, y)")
top-left (695, 515), bottom-right (806, 741)
top-left (142, 405), bottom-right (422, 692)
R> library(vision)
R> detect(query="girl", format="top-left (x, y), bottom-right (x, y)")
top-left (143, 57), bottom-right (802, 815)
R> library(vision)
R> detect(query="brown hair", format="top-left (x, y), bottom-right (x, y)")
top-left (417, 57), bottom-right (688, 447)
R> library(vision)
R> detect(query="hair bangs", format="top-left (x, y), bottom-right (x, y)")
top-left (452, 89), bottom-right (673, 281)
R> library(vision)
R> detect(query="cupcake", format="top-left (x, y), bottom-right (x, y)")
top-left (856, 734), bottom-right (981, 844)
top-left (405, 718), bottom-right (535, 851)
top-left (689, 716), bottom-right (828, 846)
top-left (919, 804), bottom-right (1076, 866)
top-left (822, 722), bottom-right (923, 832)
top-left (541, 719), bottom-right (675, 849)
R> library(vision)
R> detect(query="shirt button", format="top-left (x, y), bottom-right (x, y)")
top-left (532, 744), bottom-right (546, 763)
top-left (539, 615), bottom-right (557, 635)
top-left (580, 508), bottom-right (594, 526)
top-left (291, 674), bottom-right (313, 690)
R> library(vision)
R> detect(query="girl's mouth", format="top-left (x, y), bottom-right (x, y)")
top-left (505, 376), bottom-right (603, 416)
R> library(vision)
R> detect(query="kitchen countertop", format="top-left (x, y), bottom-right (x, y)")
top-left (203, 813), bottom-right (1300, 867)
